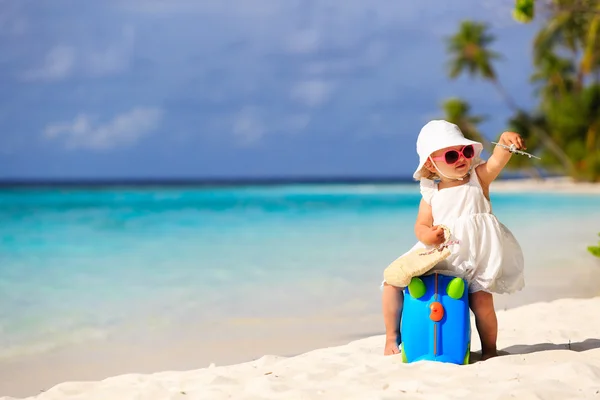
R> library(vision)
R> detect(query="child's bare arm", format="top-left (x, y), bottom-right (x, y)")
top-left (477, 131), bottom-right (526, 187)
top-left (414, 199), bottom-right (445, 246)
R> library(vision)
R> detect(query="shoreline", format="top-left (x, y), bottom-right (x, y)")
top-left (490, 176), bottom-right (600, 194)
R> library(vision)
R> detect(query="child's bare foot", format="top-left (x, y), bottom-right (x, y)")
top-left (384, 335), bottom-right (400, 355)
top-left (469, 292), bottom-right (499, 362)
top-left (481, 349), bottom-right (498, 361)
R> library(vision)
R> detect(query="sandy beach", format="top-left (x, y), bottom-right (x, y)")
top-left (1, 296), bottom-right (600, 400)
top-left (491, 176), bottom-right (600, 194)
top-left (1, 177), bottom-right (599, 399)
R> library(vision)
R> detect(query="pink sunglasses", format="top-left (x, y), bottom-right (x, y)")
top-left (430, 145), bottom-right (475, 165)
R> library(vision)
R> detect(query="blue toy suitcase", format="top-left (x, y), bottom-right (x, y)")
top-left (400, 273), bottom-right (471, 364)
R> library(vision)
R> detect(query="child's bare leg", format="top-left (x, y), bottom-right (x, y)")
top-left (469, 291), bottom-right (498, 360)
top-left (382, 282), bottom-right (404, 355)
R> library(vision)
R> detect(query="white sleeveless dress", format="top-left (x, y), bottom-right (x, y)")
top-left (403, 167), bottom-right (525, 294)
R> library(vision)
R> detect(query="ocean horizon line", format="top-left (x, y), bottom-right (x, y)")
top-left (0, 176), bottom-right (414, 189)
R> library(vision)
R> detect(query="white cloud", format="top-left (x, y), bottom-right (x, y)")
top-left (20, 27), bottom-right (135, 82)
top-left (290, 80), bottom-right (334, 107)
top-left (21, 45), bottom-right (76, 81)
top-left (43, 107), bottom-right (163, 150)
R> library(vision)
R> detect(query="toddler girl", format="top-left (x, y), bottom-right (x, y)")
top-left (382, 120), bottom-right (525, 361)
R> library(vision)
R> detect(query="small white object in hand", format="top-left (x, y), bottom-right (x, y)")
top-left (492, 141), bottom-right (541, 160)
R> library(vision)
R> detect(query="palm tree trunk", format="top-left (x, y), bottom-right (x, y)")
top-left (532, 125), bottom-right (576, 174)
top-left (586, 120), bottom-right (598, 153)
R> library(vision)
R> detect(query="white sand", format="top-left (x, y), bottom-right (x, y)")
top-left (491, 176), bottom-right (600, 194)
top-left (3, 296), bottom-right (600, 400)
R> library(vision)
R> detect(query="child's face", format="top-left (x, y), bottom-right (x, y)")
top-left (425, 145), bottom-right (474, 179)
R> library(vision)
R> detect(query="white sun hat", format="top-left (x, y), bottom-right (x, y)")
top-left (412, 120), bottom-right (483, 180)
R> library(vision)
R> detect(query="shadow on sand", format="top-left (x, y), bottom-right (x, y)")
top-left (470, 338), bottom-right (600, 363)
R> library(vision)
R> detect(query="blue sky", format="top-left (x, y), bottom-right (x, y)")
top-left (0, 0), bottom-right (540, 180)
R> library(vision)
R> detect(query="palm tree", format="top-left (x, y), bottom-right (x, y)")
top-left (513, 0), bottom-right (536, 22)
top-left (530, 51), bottom-right (576, 99)
top-left (532, 0), bottom-right (600, 87)
top-left (542, 83), bottom-right (600, 180)
top-left (446, 21), bottom-right (518, 110)
top-left (445, 19), bottom-right (574, 175)
top-left (580, 2), bottom-right (600, 78)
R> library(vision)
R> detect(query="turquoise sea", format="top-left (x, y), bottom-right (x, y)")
top-left (1, 183), bottom-right (600, 372)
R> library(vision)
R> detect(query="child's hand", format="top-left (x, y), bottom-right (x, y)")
top-left (479, 131), bottom-right (528, 186)
top-left (423, 225), bottom-right (446, 246)
top-left (499, 131), bottom-right (526, 150)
